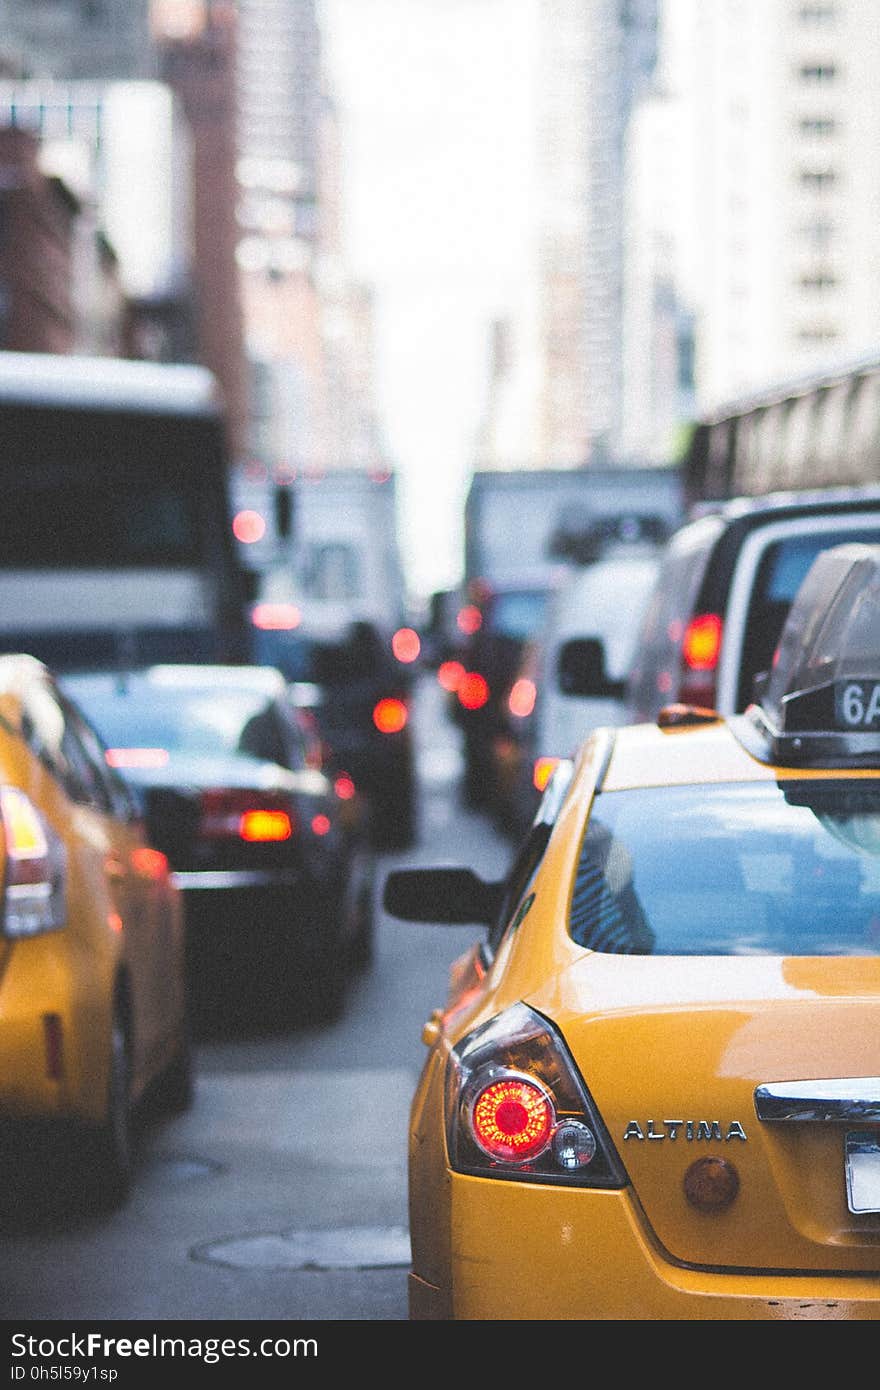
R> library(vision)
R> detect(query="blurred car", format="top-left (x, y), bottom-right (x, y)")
top-left (626, 484), bottom-right (880, 722)
top-left (0, 654), bottom-right (189, 1210)
top-left (384, 542), bottom-right (880, 1320)
top-left (250, 612), bottom-right (420, 850)
top-left (489, 547), bottom-right (661, 838)
top-left (445, 575), bottom-right (560, 811)
top-left (62, 664), bottom-right (373, 1024)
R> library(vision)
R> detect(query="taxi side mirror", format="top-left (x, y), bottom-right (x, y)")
top-left (383, 867), bottom-right (503, 925)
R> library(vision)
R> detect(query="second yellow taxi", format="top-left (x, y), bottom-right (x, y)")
top-left (0, 655), bottom-right (190, 1211)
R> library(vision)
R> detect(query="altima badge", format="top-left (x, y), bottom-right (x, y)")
top-left (623, 1120), bottom-right (748, 1142)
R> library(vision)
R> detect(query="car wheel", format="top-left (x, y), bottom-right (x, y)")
top-left (86, 1008), bottom-right (135, 1210)
top-left (348, 856), bottom-right (376, 969)
top-left (154, 1006), bottom-right (195, 1114)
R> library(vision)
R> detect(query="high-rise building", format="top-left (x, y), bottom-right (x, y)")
top-left (534, 0), bottom-right (658, 465)
top-left (622, 0), bottom-right (880, 448)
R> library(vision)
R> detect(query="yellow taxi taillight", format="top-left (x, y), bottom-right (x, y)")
top-left (0, 785), bottom-right (66, 938)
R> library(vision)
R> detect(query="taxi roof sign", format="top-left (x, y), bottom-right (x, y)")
top-left (748, 542), bottom-right (880, 766)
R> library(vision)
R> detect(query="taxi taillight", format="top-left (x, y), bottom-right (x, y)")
top-left (0, 786), bottom-right (66, 938)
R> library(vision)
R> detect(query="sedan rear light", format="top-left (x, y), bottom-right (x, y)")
top-left (679, 612), bottom-right (722, 708)
top-left (457, 672), bottom-right (490, 711)
top-left (372, 698), bottom-right (408, 734)
top-left (0, 786), bottom-right (66, 938)
top-left (105, 747), bottom-right (170, 769)
top-left (447, 1003), bottom-right (625, 1188)
top-left (199, 790), bottom-right (295, 842)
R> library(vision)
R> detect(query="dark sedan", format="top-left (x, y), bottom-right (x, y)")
top-left (61, 664), bottom-right (374, 1025)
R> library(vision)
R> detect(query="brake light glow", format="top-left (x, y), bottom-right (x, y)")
top-left (311, 814), bottom-right (331, 836)
top-left (508, 678), bottom-right (536, 719)
top-left (251, 602), bottom-right (302, 631)
top-left (391, 627), bottom-right (421, 663)
top-left (682, 612), bottom-right (722, 670)
top-left (239, 809), bottom-right (293, 842)
top-left (470, 1075), bottom-right (554, 1161)
top-left (199, 790), bottom-right (295, 842)
top-left (105, 747), bottom-right (170, 769)
top-left (232, 509), bottom-right (266, 544)
top-left (373, 698), bottom-right (408, 734)
top-left (437, 660), bottom-right (465, 692)
top-left (457, 605), bottom-right (483, 635)
top-left (533, 756), bottom-right (559, 791)
top-left (458, 672), bottom-right (490, 711)
top-left (334, 773), bottom-right (356, 800)
top-left (0, 786), bottom-right (66, 938)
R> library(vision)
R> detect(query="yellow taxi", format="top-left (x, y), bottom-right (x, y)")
top-left (0, 655), bottom-right (190, 1210)
top-left (384, 542), bottom-right (880, 1319)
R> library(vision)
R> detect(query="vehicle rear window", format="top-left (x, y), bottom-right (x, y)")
top-left (490, 590), bottom-right (549, 639)
top-left (569, 781), bottom-right (880, 956)
top-left (738, 526), bottom-right (880, 707)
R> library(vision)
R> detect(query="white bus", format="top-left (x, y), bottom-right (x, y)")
top-left (0, 350), bottom-right (254, 672)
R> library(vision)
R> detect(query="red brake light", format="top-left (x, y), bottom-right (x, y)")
top-left (310, 814), bottom-right (331, 836)
top-left (0, 786), bottom-right (66, 938)
top-left (508, 677), bottom-right (536, 719)
top-left (470, 1075), bottom-right (554, 1161)
top-left (105, 747), bottom-right (170, 769)
top-left (391, 627), bottom-right (421, 663)
top-left (682, 612), bottom-right (722, 670)
top-left (334, 773), bottom-right (356, 800)
top-left (251, 602), bottom-right (302, 631)
top-left (199, 790), bottom-right (295, 841)
top-left (239, 809), bottom-right (293, 842)
top-left (458, 672), bottom-right (490, 711)
top-left (456, 605), bottom-right (483, 635)
top-left (533, 755), bottom-right (559, 791)
top-left (373, 698), bottom-right (408, 734)
top-left (232, 509), bottom-right (266, 544)
top-left (437, 660), bottom-right (465, 692)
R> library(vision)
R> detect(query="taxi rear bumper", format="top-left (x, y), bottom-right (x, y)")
top-left (435, 1175), bottom-right (880, 1320)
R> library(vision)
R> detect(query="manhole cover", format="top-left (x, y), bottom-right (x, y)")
top-left (194, 1225), bottom-right (410, 1271)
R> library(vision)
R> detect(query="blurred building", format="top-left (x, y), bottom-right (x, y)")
top-left (235, 0), bottom-right (387, 484)
top-left (153, 0), bottom-right (248, 457)
top-left (622, 0), bottom-right (880, 449)
top-left (534, 0), bottom-right (658, 466)
top-left (0, 126), bottom-right (81, 352)
top-left (0, 0), bottom-right (155, 80)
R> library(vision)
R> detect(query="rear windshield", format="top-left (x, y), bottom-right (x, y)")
top-left (738, 526), bottom-right (880, 707)
top-left (490, 590), bottom-right (549, 639)
top-left (569, 781), bottom-right (880, 956)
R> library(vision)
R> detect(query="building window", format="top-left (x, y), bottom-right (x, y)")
top-left (798, 3), bottom-right (838, 22)
top-left (799, 63), bottom-right (838, 81)
top-left (799, 217), bottom-right (836, 248)
top-left (798, 116), bottom-right (838, 136)
top-left (799, 167), bottom-right (838, 189)
top-left (798, 271), bottom-right (838, 290)
top-left (796, 324), bottom-right (839, 343)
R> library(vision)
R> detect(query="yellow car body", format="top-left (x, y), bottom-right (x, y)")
top-left (393, 496), bottom-right (880, 1326)
top-left (0, 656), bottom-right (189, 1207)
top-left (405, 715), bottom-right (880, 1319)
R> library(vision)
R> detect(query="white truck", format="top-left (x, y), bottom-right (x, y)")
top-left (463, 464), bottom-right (685, 591)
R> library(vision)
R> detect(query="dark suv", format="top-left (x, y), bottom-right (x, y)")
top-left (626, 485), bottom-right (880, 721)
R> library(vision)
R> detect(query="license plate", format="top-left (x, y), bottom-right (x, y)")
top-left (845, 1132), bottom-right (880, 1213)
top-left (834, 680), bottom-right (880, 731)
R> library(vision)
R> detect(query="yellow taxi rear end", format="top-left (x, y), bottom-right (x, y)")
top-left (0, 655), bottom-right (189, 1208)
top-left (396, 544), bottom-right (880, 1319)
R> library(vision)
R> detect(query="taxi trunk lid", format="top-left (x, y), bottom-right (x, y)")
top-left (550, 953), bottom-right (880, 1273)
